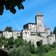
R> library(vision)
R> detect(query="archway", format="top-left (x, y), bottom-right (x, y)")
top-left (0, 49), bottom-right (8, 56)
top-left (36, 40), bottom-right (42, 47)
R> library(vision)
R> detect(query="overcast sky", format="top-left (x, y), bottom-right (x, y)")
top-left (0, 0), bottom-right (56, 31)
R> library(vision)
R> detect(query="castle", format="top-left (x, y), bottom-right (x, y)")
top-left (0, 12), bottom-right (55, 47)
top-left (22, 12), bottom-right (55, 47)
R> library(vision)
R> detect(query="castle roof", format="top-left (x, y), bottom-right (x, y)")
top-left (23, 23), bottom-right (36, 29)
top-left (25, 23), bottom-right (36, 25)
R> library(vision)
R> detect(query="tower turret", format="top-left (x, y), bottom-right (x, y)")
top-left (35, 12), bottom-right (45, 33)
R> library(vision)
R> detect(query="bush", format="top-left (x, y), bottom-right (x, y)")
top-left (26, 41), bottom-right (35, 54)
top-left (43, 45), bottom-right (51, 52)
top-left (52, 42), bottom-right (56, 48)
top-left (9, 45), bottom-right (31, 56)
top-left (38, 45), bottom-right (46, 56)
top-left (35, 47), bottom-right (39, 54)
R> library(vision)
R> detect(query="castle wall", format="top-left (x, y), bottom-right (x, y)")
top-left (47, 34), bottom-right (55, 44)
top-left (42, 37), bottom-right (48, 45)
top-left (3, 31), bottom-right (20, 39)
top-left (28, 24), bottom-right (36, 32)
top-left (3, 31), bottom-right (13, 38)
top-left (45, 28), bottom-right (50, 36)
top-left (12, 31), bottom-right (20, 39)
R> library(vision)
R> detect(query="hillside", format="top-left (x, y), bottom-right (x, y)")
top-left (46, 49), bottom-right (56, 56)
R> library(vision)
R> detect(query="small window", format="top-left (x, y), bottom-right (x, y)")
top-left (25, 32), bottom-right (27, 34)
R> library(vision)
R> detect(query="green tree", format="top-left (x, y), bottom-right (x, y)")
top-left (9, 45), bottom-right (31, 56)
top-left (38, 45), bottom-right (46, 56)
top-left (43, 45), bottom-right (51, 52)
top-left (0, 36), bottom-right (9, 49)
top-left (53, 27), bottom-right (56, 40)
top-left (3, 37), bottom-right (14, 50)
top-left (26, 41), bottom-right (35, 54)
top-left (36, 40), bottom-right (46, 56)
top-left (4, 26), bottom-right (12, 32)
top-left (6, 37), bottom-right (14, 50)
top-left (14, 36), bottom-right (25, 47)
top-left (0, 0), bottom-right (25, 15)
top-left (52, 42), bottom-right (56, 48)
top-left (0, 37), bottom-right (6, 46)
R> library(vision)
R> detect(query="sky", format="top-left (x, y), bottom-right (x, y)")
top-left (0, 0), bottom-right (56, 31)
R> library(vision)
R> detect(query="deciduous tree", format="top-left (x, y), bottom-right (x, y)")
top-left (4, 26), bottom-right (12, 32)
top-left (0, 0), bottom-right (25, 15)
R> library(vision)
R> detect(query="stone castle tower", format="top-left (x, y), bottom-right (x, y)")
top-left (35, 12), bottom-right (45, 33)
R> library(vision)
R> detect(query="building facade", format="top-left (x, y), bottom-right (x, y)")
top-left (2, 31), bottom-right (20, 39)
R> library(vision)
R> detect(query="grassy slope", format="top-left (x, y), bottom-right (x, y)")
top-left (46, 49), bottom-right (56, 56)
top-left (32, 49), bottom-right (56, 56)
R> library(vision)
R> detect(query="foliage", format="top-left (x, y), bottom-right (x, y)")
top-left (0, 0), bottom-right (25, 15)
top-left (4, 26), bottom-right (12, 32)
top-left (0, 36), bottom-right (46, 56)
top-left (0, 37), bottom-right (6, 45)
top-left (53, 27), bottom-right (56, 36)
top-left (6, 37), bottom-right (14, 49)
top-left (37, 45), bottom-right (46, 56)
top-left (43, 45), bottom-right (51, 52)
top-left (35, 47), bottom-right (39, 54)
top-left (14, 36), bottom-right (26, 47)
top-left (53, 27), bottom-right (56, 40)
top-left (9, 45), bottom-right (31, 56)
top-left (52, 42), bottom-right (56, 48)
top-left (1, 36), bottom-right (56, 56)
top-left (26, 41), bottom-right (35, 54)
top-left (46, 49), bottom-right (56, 56)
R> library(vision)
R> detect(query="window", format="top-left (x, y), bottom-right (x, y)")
top-left (25, 32), bottom-right (27, 34)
